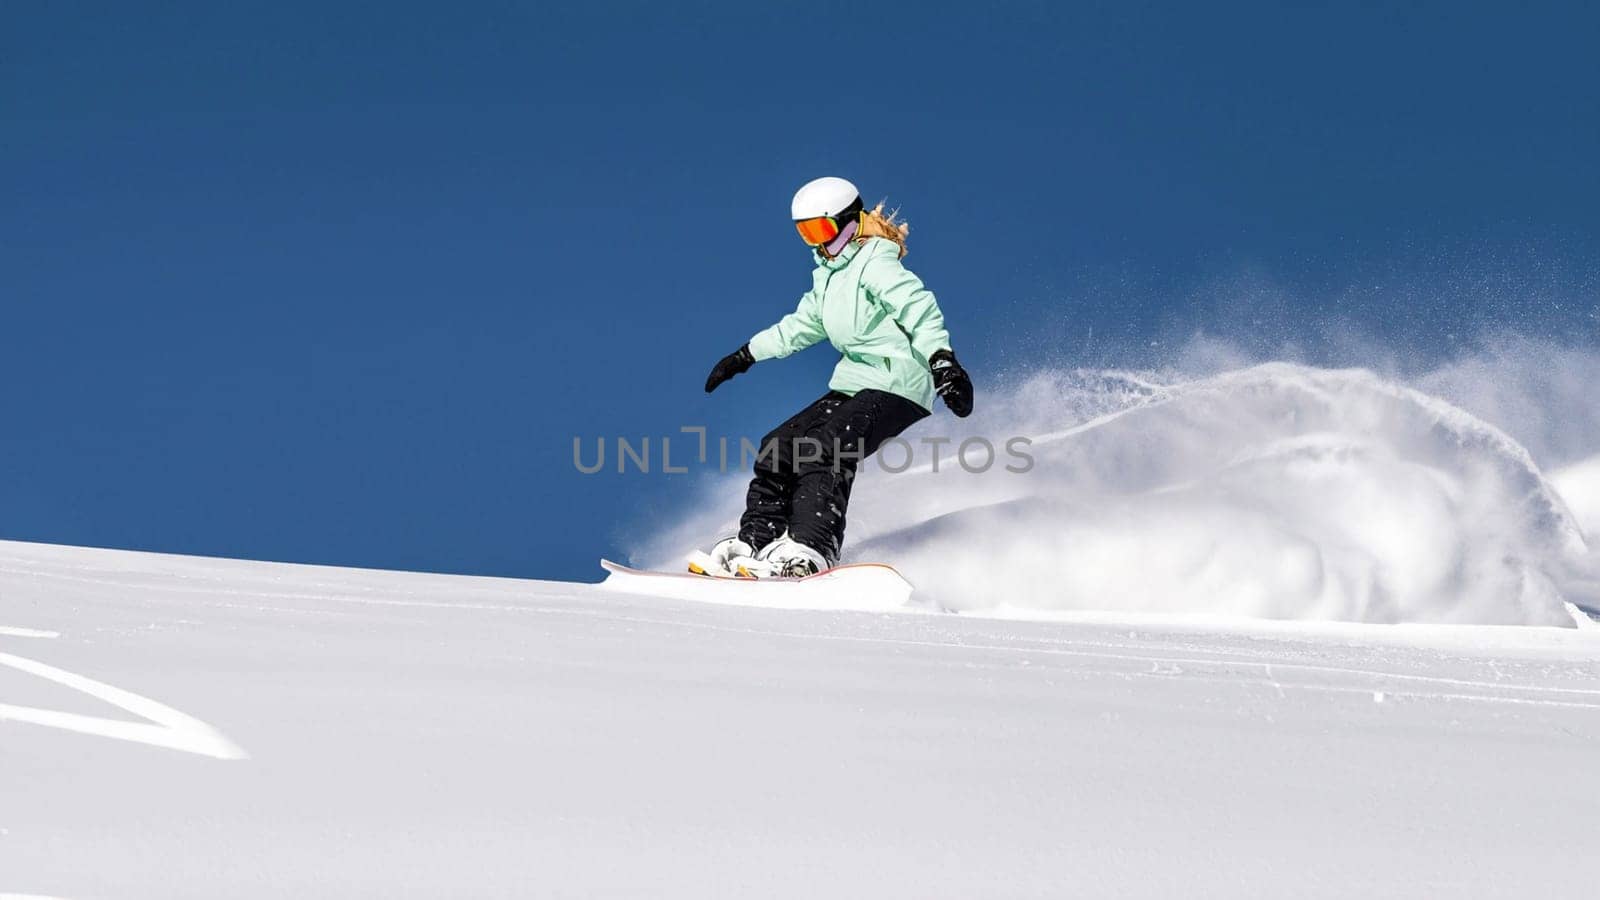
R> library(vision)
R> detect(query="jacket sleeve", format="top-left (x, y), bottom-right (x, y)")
top-left (747, 289), bottom-right (827, 361)
top-left (860, 241), bottom-right (952, 363)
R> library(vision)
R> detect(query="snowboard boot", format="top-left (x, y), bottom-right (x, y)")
top-left (689, 536), bottom-right (756, 577)
top-left (750, 533), bottom-right (830, 579)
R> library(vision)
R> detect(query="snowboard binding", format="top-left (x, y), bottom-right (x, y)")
top-left (688, 533), bottom-right (828, 580)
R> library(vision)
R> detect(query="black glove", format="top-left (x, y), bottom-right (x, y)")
top-left (929, 349), bottom-right (973, 417)
top-left (705, 344), bottom-right (755, 393)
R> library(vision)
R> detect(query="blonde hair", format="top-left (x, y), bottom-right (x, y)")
top-left (855, 201), bottom-right (910, 258)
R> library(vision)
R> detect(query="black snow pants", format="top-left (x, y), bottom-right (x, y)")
top-left (738, 389), bottom-right (930, 564)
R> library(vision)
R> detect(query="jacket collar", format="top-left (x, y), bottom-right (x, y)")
top-left (814, 237), bottom-right (865, 271)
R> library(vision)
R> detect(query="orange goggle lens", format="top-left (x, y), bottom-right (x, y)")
top-left (795, 215), bottom-right (842, 246)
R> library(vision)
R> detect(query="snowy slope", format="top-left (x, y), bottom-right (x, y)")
top-left (4, 538), bottom-right (1599, 899)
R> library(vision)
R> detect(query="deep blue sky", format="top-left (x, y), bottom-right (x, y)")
top-left (5, 3), bottom-right (1597, 581)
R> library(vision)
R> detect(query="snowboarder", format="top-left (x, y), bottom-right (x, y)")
top-left (699, 176), bottom-right (974, 578)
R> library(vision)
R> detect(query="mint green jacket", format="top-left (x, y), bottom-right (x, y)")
top-left (747, 237), bottom-right (952, 412)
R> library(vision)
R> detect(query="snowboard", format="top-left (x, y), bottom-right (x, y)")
top-left (597, 558), bottom-right (917, 612)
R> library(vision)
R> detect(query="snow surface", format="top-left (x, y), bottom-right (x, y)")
top-left (4, 537), bottom-right (1600, 898)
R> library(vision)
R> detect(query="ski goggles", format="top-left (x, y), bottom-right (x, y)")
top-left (795, 214), bottom-right (851, 246)
top-left (793, 198), bottom-right (866, 246)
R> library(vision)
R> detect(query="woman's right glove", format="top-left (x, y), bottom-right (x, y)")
top-left (705, 344), bottom-right (755, 393)
top-left (929, 349), bottom-right (974, 417)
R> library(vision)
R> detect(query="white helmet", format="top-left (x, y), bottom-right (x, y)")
top-left (791, 176), bottom-right (862, 221)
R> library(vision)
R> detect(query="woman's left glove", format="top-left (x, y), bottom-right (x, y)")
top-left (929, 349), bottom-right (974, 417)
top-left (705, 344), bottom-right (755, 393)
